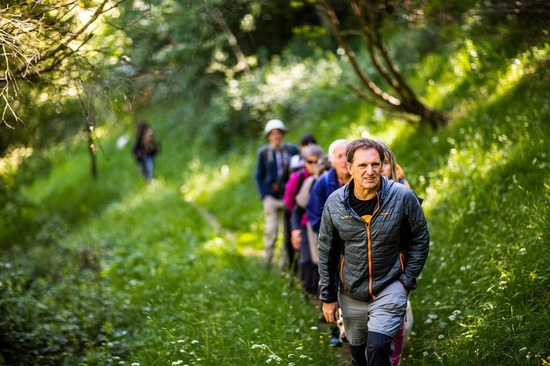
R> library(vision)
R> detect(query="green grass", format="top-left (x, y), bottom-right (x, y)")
top-left (0, 135), bottom-right (345, 365)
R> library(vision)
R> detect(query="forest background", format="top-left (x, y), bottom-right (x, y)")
top-left (0, 0), bottom-right (549, 365)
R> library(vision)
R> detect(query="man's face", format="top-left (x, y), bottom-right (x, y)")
top-left (348, 147), bottom-right (383, 192)
top-left (268, 129), bottom-right (284, 147)
top-left (331, 144), bottom-right (349, 178)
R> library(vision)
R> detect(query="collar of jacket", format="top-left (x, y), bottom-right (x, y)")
top-left (342, 175), bottom-right (392, 202)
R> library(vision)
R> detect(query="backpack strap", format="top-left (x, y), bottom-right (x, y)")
top-left (297, 170), bottom-right (305, 191)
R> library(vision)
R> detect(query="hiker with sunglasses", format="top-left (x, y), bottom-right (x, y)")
top-left (284, 144), bottom-right (325, 295)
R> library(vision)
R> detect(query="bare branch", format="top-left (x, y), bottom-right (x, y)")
top-left (315, 0), bottom-right (447, 128)
top-left (315, 0), bottom-right (401, 107)
top-left (17, 0), bottom-right (109, 78)
top-left (0, 0), bottom-right (122, 126)
top-left (211, 8), bottom-right (250, 73)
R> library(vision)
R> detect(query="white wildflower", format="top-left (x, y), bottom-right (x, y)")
top-left (252, 344), bottom-right (268, 350)
top-left (266, 354), bottom-right (282, 364)
top-left (449, 309), bottom-right (461, 321)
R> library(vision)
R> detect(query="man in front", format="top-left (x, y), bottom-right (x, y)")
top-left (317, 138), bottom-right (429, 366)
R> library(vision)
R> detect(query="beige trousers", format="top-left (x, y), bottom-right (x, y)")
top-left (262, 195), bottom-right (286, 267)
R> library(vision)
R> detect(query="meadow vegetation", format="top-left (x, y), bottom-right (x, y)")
top-left (1, 7), bottom-right (549, 366)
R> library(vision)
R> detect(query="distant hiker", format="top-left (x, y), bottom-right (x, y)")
top-left (254, 119), bottom-right (299, 269)
top-left (132, 122), bottom-right (159, 181)
top-left (283, 143), bottom-right (324, 295)
top-left (306, 139), bottom-right (351, 235)
top-left (289, 133), bottom-right (318, 173)
top-left (292, 153), bottom-right (330, 272)
top-left (381, 143), bottom-right (410, 189)
top-left (317, 138), bottom-right (430, 366)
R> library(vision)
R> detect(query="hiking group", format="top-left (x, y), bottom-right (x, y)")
top-left (254, 119), bottom-right (430, 366)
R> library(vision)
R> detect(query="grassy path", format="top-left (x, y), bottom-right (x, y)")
top-left (195, 202), bottom-right (352, 365)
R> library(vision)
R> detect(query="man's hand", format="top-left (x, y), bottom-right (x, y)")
top-left (271, 182), bottom-right (282, 193)
top-left (291, 229), bottom-right (302, 250)
top-left (322, 302), bottom-right (340, 324)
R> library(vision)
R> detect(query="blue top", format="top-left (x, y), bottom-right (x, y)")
top-left (306, 167), bottom-right (342, 233)
top-left (254, 142), bottom-right (299, 199)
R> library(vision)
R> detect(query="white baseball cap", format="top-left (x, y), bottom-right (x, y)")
top-left (263, 119), bottom-right (287, 137)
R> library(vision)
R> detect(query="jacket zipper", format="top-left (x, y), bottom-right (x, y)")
top-left (366, 195), bottom-right (380, 300)
top-left (339, 194), bottom-right (381, 299)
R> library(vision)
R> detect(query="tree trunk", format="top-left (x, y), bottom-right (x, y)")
top-left (315, 0), bottom-right (448, 129)
top-left (88, 124), bottom-right (98, 180)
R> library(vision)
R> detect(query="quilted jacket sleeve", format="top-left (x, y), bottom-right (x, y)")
top-left (317, 194), bottom-right (343, 303)
top-left (398, 191), bottom-right (430, 291)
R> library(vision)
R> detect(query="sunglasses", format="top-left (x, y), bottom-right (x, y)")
top-left (306, 159), bottom-right (318, 165)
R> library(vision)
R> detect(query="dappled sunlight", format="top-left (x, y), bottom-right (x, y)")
top-left (230, 54), bottom-right (345, 118)
top-left (422, 131), bottom-right (511, 214)
top-left (99, 177), bottom-right (167, 217)
top-left (180, 154), bottom-right (254, 203)
top-left (491, 45), bottom-right (549, 103)
top-left (0, 147), bottom-right (33, 175)
top-left (203, 236), bottom-right (237, 256)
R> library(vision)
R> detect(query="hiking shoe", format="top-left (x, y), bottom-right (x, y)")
top-left (329, 326), bottom-right (342, 347)
top-left (329, 336), bottom-right (342, 347)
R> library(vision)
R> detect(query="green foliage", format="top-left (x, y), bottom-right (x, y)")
top-left (1, 3), bottom-right (550, 366)
top-left (197, 46), bottom-right (360, 153)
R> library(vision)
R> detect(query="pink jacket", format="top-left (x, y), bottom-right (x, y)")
top-left (284, 168), bottom-right (311, 216)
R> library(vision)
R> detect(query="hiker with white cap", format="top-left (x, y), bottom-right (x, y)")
top-left (255, 119), bottom-right (300, 269)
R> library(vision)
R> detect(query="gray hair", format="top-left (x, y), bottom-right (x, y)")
top-left (302, 144), bottom-right (324, 159)
top-left (328, 139), bottom-right (349, 162)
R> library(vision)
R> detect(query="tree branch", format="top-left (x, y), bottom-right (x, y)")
top-left (315, 0), bottom-right (401, 107)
